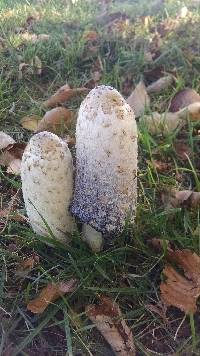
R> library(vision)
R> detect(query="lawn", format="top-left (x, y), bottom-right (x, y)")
top-left (1, 0), bottom-right (200, 355)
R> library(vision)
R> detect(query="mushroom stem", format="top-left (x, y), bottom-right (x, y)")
top-left (82, 224), bottom-right (103, 252)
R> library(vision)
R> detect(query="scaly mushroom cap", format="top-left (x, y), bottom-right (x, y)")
top-left (71, 85), bottom-right (137, 234)
top-left (21, 131), bottom-right (74, 242)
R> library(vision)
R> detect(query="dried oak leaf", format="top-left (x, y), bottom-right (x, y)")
top-left (36, 107), bottom-right (74, 133)
top-left (27, 279), bottom-right (78, 314)
top-left (86, 296), bottom-right (135, 356)
top-left (43, 85), bottom-right (89, 108)
top-left (169, 88), bottom-right (200, 112)
top-left (160, 249), bottom-right (200, 314)
top-left (126, 81), bottom-right (150, 118)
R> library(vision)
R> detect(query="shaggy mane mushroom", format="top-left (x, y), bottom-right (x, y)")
top-left (71, 85), bottom-right (137, 247)
top-left (21, 131), bottom-right (75, 242)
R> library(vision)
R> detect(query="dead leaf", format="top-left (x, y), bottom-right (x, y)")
top-left (160, 249), bottom-right (200, 314)
top-left (43, 85), bottom-right (89, 108)
top-left (27, 279), bottom-right (78, 314)
top-left (160, 265), bottom-right (199, 314)
top-left (0, 142), bottom-right (26, 175)
top-left (7, 159), bottom-right (22, 175)
top-left (174, 141), bottom-right (192, 160)
top-left (82, 31), bottom-right (99, 42)
top-left (140, 102), bottom-right (200, 135)
top-left (0, 132), bottom-right (15, 149)
top-left (126, 81), bottom-right (150, 118)
top-left (20, 33), bottom-right (50, 44)
top-left (86, 296), bottom-right (135, 356)
top-left (146, 75), bottom-right (174, 94)
top-left (34, 55), bottom-right (42, 75)
top-left (161, 188), bottom-right (200, 209)
top-left (20, 115), bottom-right (41, 131)
top-left (148, 159), bottom-right (171, 172)
top-left (144, 66), bottom-right (165, 84)
top-left (169, 88), bottom-right (200, 112)
top-left (0, 208), bottom-right (26, 222)
top-left (18, 62), bottom-right (30, 80)
top-left (36, 107), bottom-right (74, 133)
top-left (18, 255), bottom-right (39, 272)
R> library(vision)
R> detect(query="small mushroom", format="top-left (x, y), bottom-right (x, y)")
top-left (71, 85), bottom-right (137, 242)
top-left (21, 131), bottom-right (75, 242)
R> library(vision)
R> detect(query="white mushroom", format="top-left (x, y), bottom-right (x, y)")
top-left (21, 131), bottom-right (75, 242)
top-left (71, 85), bottom-right (137, 240)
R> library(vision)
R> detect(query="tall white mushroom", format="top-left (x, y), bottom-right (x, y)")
top-left (71, 85), bottom-right (137, 247)
top-left (21, 131), bottom-right (75, 243)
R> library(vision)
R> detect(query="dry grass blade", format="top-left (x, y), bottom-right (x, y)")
top-left (86, 296), bottom-right (135, 356)
top-left (43, 85), bottom-right (89, 108)
top-left (126, 81), bottom-right (150, 118)
top-left (27, 279), bottom-right (78, 314)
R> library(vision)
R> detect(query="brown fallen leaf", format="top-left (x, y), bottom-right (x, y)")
top-left (36, 107), bottom-right (74, 133)
top-left (20, 115), bottom-right (41, 131)
top-left (0, 208), bottom-right (26, 222)
top-left (160, 249), bottom-right (200, 314)
top-left (174, 141), bottom-right (192, 161)
top-left (126, 81), bottom-right (150, 118)
top-left (146, 75), bottom-right (174, 94)
top-left (27, 279), bottom-right (78, 314)
top-left (82, 30), bottom-right (99, 42)
top-left (17, 254), bottom-right (39, 272)
top-left (0, 132), bottom-right (15, 149)
top-left (43, 85), bottom-right (89, 108)
top-left (0, 142), bottom-right (26, 175)
top-left (160, 265), bottom-right (199, 314)
top-left (169, 88), bottom-right (200, 112)
top-left (7, 159), bottom-right (22, 175)
top-left (161, 188), bottom-right (200, 209)
top-left (86, 296), bottom-right (135, 356)
top-left (148, 159), bottom-right (171, 173)
top-left (140, 102), bottom-right (200, 135)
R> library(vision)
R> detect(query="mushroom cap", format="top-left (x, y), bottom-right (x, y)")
top-left (21, 131), bottom-right (74, 242)
top-left (71, 85), bottom-right (137, 234)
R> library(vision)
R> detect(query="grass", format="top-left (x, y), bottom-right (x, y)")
top-left (1, 0), bottom-right (200, 354)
